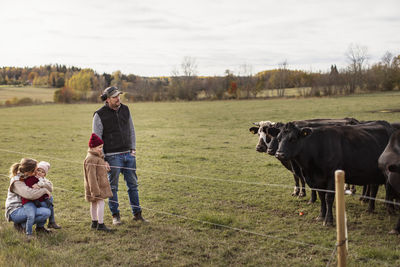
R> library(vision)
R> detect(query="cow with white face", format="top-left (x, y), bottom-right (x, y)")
top-left (249, 121), bottom-right (308, 198)
top-left (249, 121), bottom-right (275, 152)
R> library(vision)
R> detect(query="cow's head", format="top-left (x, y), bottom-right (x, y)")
top-left (379, 130), bottom-right (400, 192)
top-left (249, 121), bottom-right (275, 153)
top-left (389, 164), bottom-right (400, 173)
top-left (266, 122), bottom-right (284, 156)
top-left (379, 130), bottom-right (400, 173)
top-left (275, 122), bottom-right (313, 161)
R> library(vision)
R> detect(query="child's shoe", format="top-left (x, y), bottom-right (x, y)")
top-left (91, 220), bottom-right (98, 229)
top-left (97, 223), bottom-right (113, 232)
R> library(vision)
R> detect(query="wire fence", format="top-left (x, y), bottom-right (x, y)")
top-left (0, 147), bottom-right (397, 266)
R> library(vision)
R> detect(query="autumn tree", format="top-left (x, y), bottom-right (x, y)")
top-left (380, 51), bottom-right (396, 91)
top-left (66, 69), bottom-right (98, 100)
top-left (224, 69), bottom-right (237, 99)
top-left (168, 56), bottom-right (199, 100)
top-left (237, 64), bottom-right (255, 99)
top-left (49, 72), bottom-right (65, 88)
top-left (345, 43), bottom-right (369, 93)
top-left (111, 70), bottom-right (123, 88)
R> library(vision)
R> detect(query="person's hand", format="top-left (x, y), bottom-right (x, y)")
top-left (32, 184), bottom-right (40, 189)
top-left (45, 190), bottom-right (52, 198)
top-left (105, 161), bottom-right (111, 172)
top-left (131, 150), bottom-right (136, 157)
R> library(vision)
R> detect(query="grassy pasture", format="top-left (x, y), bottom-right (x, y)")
top-left (0, 86), bottom-right (57, 104)
top-left (0, 92), bottom-right (400, 266)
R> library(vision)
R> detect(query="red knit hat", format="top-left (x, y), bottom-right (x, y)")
top-left (89, 133), bottom-right (104, 148)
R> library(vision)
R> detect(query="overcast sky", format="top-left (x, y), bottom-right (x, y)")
top-left (1, 0), bottom-right (399, 76)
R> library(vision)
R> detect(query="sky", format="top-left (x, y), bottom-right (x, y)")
top-left (1, 0), bottom-right (399, 77)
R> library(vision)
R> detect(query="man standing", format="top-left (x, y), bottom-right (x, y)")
top-left (92, 86), bottom-right (147, 224)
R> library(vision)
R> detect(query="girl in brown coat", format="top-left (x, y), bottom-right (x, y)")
top-left (84, 133), bottom-right (113, 231)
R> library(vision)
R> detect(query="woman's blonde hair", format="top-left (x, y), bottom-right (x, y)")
top-left (9, 158), bottom-right (37, 178)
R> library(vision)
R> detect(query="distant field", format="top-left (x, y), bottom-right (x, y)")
top-left (1, 92), bottom-right (400, 266)
top-left (0, 86), bottom-right (57, 104)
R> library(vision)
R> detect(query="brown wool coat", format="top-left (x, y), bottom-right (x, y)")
top-left (83, 150), bottom-right (113, 202)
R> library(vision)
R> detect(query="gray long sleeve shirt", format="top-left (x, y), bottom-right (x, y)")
top-left (92, 109), bottom-right (136, 156)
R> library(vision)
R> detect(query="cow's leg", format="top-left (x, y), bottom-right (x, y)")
top-left (360, 185), bottom-right (369, 203)
top-left (350, 185), bottom-right (356, 194)
top-left (292, 174), bottom-right (300, 196)
top-left (385, 183), bottom-right (396, 215)
top-left (291, 162), bottom-right (307, 198)
top-left (344, 183), bottom-right (351, 195)
top-left (316, 190), bottom-right (326, 222)
top-left (308, 189), bottom-right (317, 204)
top-left (367, 184), bottom-right (379, 213)
top-left (388, 216), bottom-right (400, 235)
top-left (299, 176), bottom-right (307, 198)
top-left (345, 184), bottom-right (356, 195)
top-left (324, 190), bottom-right (335, 226)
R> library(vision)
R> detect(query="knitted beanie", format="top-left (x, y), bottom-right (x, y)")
top-left (89, 133), bottom-right (104, 148)
top-left (37, 161), bottom-right (50, 174)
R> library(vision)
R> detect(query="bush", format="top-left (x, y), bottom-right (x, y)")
top-left (17, 97), bottom-right (33, 105)
top-left (4, 97), bottom-right (37, 107)
top-left (54, 86), bottom-right (75, 103)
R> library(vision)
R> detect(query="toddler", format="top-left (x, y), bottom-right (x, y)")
top-left (35, 161), bottom-right (61, 229)
top-left (83, 133), bottom-right (113, 231)
top-left (21, 161), bottom-right (61, 229)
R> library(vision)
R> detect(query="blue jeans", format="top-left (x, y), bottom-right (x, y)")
top-left (10, 203), bottom-right (51, 235)
top-left (105, 152), bottom-right (141, 216)
top-left (39, 197), bottom-right (55, 223)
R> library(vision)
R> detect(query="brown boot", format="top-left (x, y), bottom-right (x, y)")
top-left (133, 211), bottom-right (149, 223)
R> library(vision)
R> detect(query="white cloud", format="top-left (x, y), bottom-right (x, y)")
top-left (1, 0), bottom-right (399, 76)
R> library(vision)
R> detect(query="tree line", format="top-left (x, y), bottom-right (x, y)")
top-left (1, 48), bottom-right (399, 103)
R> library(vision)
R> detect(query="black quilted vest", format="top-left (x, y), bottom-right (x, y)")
top-left (95, 103), bottom-right (132, 154)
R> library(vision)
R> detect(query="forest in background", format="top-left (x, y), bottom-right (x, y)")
top-left (1, 46), bottom-right (399, 104)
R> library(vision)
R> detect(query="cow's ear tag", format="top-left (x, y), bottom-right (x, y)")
top-left (302, 128), bottom-right (312, 136)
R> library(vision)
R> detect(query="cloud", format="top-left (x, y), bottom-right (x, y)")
top-left (0, 0), bottom-right (399, 76)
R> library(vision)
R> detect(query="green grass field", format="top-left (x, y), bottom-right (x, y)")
top-left (1, 92), bottom-right (400, 266)
top-left (0, 86), bottom-right (57, 104)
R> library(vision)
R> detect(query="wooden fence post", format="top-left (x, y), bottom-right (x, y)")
top-left (335, 170), bottom-right (347, 267)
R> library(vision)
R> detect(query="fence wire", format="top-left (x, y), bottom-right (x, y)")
top-left (0, 148), bottom-right (398, 266)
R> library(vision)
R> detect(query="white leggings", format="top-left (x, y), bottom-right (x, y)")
top-left (90, 199), bottom-right (105, 224)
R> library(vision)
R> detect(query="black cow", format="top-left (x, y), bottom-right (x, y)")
top-left (266, 118), bottom-right (360, 203)
top-left (275, 120), bottom-right (393, 226)
top-left (378, 129), bottom-right (400, 233)
top-left (250, 121), bottom-right (311, 198)
top-left (391, 122), bottom-right (400, 130)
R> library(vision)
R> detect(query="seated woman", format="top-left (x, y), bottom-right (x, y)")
top-left (5, 158), bottom-right (52, 240)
